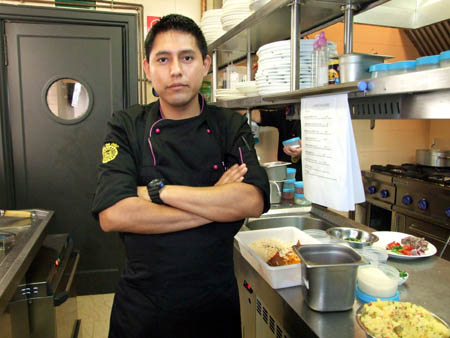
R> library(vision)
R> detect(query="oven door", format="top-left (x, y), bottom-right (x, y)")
top-left (360, 199), bottom-right (394, 232)
top-left (394, 211), bottom-right (450, 261)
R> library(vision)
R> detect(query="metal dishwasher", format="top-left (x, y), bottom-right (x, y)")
top-left (7, 233), bottom-right (81, 338)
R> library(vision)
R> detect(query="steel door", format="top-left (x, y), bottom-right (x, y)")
top-left (5, 21), bottom-right (126, 293)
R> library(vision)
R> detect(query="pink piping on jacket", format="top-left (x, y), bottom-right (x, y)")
top-left (238, 147), bottom-right (243, 164)
top-left (147, 95), bottom-right (206, 167)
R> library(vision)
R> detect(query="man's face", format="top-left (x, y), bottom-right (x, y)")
top-left (144, 30), bottom-right (211, 108)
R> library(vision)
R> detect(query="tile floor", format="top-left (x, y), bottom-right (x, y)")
top-left (77, 293), bottom-right (114, 338)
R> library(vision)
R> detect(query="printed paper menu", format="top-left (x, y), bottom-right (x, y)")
top-left (301, 93), bottom-right (365, 211)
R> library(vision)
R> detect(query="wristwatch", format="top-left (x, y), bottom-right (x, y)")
top-left (147, 178), bottom-right (167, 204)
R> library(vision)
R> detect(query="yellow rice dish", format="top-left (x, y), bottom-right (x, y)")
top-left (358, 300), bottom-right (450, 338)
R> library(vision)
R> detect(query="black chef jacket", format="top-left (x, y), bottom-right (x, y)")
top-left (259, 108), bottom-right (302, 181)
top-left (92, 96), bottom-right (270, 338)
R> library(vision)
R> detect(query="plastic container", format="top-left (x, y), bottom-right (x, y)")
top-left (355, 246), bottom-right (388, 264)
top-left (283, 179), bottom-right (295, 190)
top-left (286, 168), bottom-right (296, 180)
top-left (440, 50), bottom-right (450, 67)
top-left (234, 227), bottom-right (320, 289)
top-left (282, 188), bottom-right (294, 200)
top-left (312, 32), bottom-right (329, 87)
top-left (294, 193), bottom-right (311, 206)
top-left (416, 55), bottom-right (440, 71)
top-left (282, 137), bottom-right (301, 149)
top-left (369, 63), bottom-right (389, 78)
top-left (388, 60), bottom-right (416, 75)
top-left (357, 263), bottom-right (399, 298)
top-left (294, 181), bottom-right (304, 194)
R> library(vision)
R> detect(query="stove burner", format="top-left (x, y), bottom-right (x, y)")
top-left (370, 163), bottom-right (450, 186)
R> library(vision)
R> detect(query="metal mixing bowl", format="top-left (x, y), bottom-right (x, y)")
top-left (326, 227), bottom-right (379, 249)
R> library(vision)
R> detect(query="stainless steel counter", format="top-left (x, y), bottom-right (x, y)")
top-left (0, 210), bottom-right (53, 315)
top-left (235, 206), bottom-right (450, 338)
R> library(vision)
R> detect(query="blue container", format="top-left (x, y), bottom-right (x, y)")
top-left (416, 55), bottom-right (439, 71)
top-left (282, 137), bottom-right (301, 148)
top-left (440, 50), bottom-right (450, 67)
top-left (286, 168), bottom-right (296, 179)
top-left (388, 60), bottom-right (416, 75)
top-left (369, 63), bottom-right (389, 78)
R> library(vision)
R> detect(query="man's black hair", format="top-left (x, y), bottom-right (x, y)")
top-left (145, 14), bottom-right (208, 61)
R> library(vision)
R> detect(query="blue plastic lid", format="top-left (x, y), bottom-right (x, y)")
top-left (389, 60), bottom-right (416, 70)
top-left (294, 181), bottom-right (304, 188)
top-left (355, 285), bottom-right (399, 304)
top-left (440, 50), bottom-right (450, 61)
top-left (369, 63), bottom-right (389, 72)
top-left (285, 179), bottom-right (295, 184)
top-left (282, 137), bottom-right (300, 146)
top-left (416, 55), bottom-right (439, 66)
top-left (286, 168), bottom-right (297, 174)
top-left (282, 188), bottom-right (294, 192)
top-left (294, 193), bottom-right (305, 198)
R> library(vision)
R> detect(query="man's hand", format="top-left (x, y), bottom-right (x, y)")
top-left (283, 139), bottom-right (302, 158)
top-left (215, 163), bottom-right (247, 186)
top-left (137, 186), bottom-right (150, 201)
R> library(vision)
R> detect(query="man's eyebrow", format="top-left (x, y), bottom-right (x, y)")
top-left (153, 49), bottom-right (196, 57)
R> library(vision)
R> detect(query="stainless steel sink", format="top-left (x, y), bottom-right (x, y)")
top-left (244, 215), bottom-right (333, 231)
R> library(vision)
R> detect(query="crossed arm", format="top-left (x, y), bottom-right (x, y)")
top-left (99, 164), bottom-right (264, 234)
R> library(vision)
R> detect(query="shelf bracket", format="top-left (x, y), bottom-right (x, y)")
top-left (342, 2), bottom-right (358, 54)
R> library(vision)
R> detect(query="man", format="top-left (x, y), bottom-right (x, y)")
top-left (241, 106), bottom-right (302, 180)
top-left (92, 14), bottom-right (270, 338)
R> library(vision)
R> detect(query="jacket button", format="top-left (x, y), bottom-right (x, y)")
top-left (213, 164), bottom-right (218, 170)
top-left (155, 128), bottom-right (161, 134)
top-left (206, 128), bottom-right (211, 134)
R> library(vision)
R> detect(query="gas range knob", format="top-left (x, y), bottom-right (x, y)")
top-left (380, 189), bottom-right (389, 198)
top-left (368, 186), bottom-right (377, 195)
top-left (418, 199), bottom-right (429, 211)
top-left (402, 195), bottom-right (413, 205)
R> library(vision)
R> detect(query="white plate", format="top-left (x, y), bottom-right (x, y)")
top-left (372, 231), bottom-right (437, 260)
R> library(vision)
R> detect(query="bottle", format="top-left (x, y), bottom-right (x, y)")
top-left (312, 32), bottom-right (329, 87)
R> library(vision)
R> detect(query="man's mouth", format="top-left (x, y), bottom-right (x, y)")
top-left (167, 83), bottom-right (188, 89)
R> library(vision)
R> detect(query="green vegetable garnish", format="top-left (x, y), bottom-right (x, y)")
top-left (398, 269), bottom-right (408, 278)
top-left (346, 237), bottom-right (361, 242)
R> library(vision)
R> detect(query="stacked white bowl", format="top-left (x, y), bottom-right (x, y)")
top-left (255, 39), bottom-right (337, 95)
top-left (200, 9), bottom-right (226, 45)
top-left (221, 0), bottom-right (253, 31)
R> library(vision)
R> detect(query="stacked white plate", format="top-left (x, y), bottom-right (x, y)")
top-left (200, 9), bottom-right (226, 45)
top-left (255, 39), bottom-right (338, 95)
top-left (221, 0), bottom-right (253, 31)
top-left (216, 88), bottom-right (247, 101)
top-left (249, 0), bottom-right (270, 11)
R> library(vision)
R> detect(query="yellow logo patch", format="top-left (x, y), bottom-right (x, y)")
top-left (102, 142), bottom-right (119, 164)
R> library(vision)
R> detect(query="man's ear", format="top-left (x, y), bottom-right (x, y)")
top-left (202, 55), bottom-right (211, 77)
top-left (143, 58), bottom-right (151, 82)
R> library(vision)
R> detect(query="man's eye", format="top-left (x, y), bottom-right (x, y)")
top-left (184, 56), bottom-right (193, 61)
top-left (157, 57), bottom-right (168, 63)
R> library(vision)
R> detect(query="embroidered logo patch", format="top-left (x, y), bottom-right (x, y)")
top-left (102, 142), bottom-right (119, 164)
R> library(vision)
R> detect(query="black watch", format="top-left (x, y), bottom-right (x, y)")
top-left (147, 178), bottom-right (167, 204)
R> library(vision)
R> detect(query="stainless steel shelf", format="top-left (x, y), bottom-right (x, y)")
top-left (212, 68), bottom-right (450, 119)
top-left (208, 0), bottom-right (389, 69)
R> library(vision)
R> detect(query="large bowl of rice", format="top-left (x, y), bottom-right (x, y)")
top-left (356, 300), bottom-right (450, 338)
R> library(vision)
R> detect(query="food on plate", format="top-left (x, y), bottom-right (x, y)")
top-left (347, 237), bottom-right (361, 242)
top-left (249, 238), bottom-right (301, 266)
top-left (358, 300), bottom-right (450, 338)
top-left (386, 236), bottom-right (429, 256)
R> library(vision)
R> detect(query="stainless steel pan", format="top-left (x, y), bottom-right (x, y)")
top-left (416, 149), bottom-right (450, 167)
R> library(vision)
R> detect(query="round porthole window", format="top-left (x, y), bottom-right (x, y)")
top-left (45, 78), bottom-right (91, 122)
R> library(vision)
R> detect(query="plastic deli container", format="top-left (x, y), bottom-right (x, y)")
top-left (440, 50), bottom-right (450, 67)
top-left (282, 188), bottom-right (294, 200)
top-left (388, 60), bottom-right (416, 75)
top-left (294, 181), bottom-right (304, 194)
top-left (294, 193), bottom-right (311, 205)
top-left (234, 227), bottom-right (320, 289)
top-left (369, 63), bottom-right (389, 78)
top-left (416, 55), bottom-right (440, 71)
top-left (286, 168), bottom-right (296, 180)
top-left (355, 246), bottom-right (388, 264)
top-left (282, 137), bottom-right (301, 148)
top-left (357, 263), bottom-right (399, 298)
top-left (283, 179), bottom-right (295, 190)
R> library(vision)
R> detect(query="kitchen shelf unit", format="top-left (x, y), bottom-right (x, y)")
top-left (208, 0), bottom-right (450, 119)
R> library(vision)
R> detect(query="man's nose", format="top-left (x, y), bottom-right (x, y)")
top-left (170, 59), bottom-right (182, 76)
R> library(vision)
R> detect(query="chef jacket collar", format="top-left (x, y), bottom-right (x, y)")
top-left (157, 94), bottom-right (206, 119)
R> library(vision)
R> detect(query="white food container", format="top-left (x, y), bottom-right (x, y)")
top-left (235, 227), bottom-right (320, 289)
